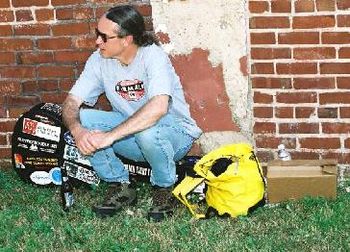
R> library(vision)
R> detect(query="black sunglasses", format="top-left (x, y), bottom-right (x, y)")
top-left (95, 28), bottom-right (118, 43)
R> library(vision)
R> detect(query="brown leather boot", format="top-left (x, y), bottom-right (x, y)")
top-left (148, 186), bottom-right (177, 222)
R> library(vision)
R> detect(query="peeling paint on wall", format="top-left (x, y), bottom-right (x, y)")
top-left (151, 0), bottom-right (252, 147)
top-left (171, 48), bottom-right (240, 132)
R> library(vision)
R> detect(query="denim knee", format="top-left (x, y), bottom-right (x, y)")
top-left (79, 109), bottom-right (95, 128)
top-left (134, 127), bottom-right (160, 152)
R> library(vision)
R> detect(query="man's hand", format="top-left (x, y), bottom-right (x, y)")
top-left (87, 130), bottom-right (116, 151)
top-left (73, 127), bottom-right (98, 156)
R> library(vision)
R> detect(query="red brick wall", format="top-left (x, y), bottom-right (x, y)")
top-left (250, 0), bottom-right (350, 163)
top-left (0, 0), bottom-right (151, 159)
top-left (1, 0), bottom-right (350, 164)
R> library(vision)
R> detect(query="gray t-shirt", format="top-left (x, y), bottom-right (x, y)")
top-left (70, 44), bottom-right (202, 138)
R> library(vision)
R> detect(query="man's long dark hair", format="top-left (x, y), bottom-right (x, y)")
top-left (106, 5), bottom-right (159, 46)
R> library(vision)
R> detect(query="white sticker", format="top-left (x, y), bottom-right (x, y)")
top-left (30, 171), bottom-right (52, 185)
top-left (22, 118), bottom-right (61, 142)
top-left (63, 145), bottom-right (91, 166)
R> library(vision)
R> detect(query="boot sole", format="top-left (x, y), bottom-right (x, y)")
top-left (92, 198), bottom-right (137, 218)
top-left (148, 206), bottom-right (174, 222)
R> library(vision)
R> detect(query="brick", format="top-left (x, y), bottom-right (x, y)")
top-left (293, 78), bottom-right (335, 89)
top-left (8, 107), bottom-right (27, 118)
top-left (54, 50), bottom-right (91, 63)
top-left (346, 138), bottom-right (350, 148)
top-left (250, 32), bottom-right (275, 45)
top-left (279, 123), bottom-right (319, 134)
top-left (0, 25), bottom-right (12, 37)
top-left (12, 0), bottom-right (48, 7)
top-left (37, 38), bottom-right (72, 50)
top-left (294, 47), bottom-right (335, 60)
top-left (59, 79), bottom-right (74, 91)
top-left (74, 8), bottom-right (94, 20)
top-left (38, 80), bottom-right (59, 91)
top-left (320, 92), bottom-right (350, 104)
top-left (295, 107), bottom-right (316, 118)
top-left (251, 48), bottom-right (291, 59)
top-left (14, 24), bottom-right (50, 36)
top-left (316, 0), bottom-right (335, 11)
top-left (249, 1), bottom-right (269, 13)
top-left (253, 107), bottom-right (273, 118)
top-left (0, 148), bottom-right (11, 159)
top-left (0, 121), bottom-right (16, 132)
top-left (256, 136), bottom-right (296, 148)
top-left (300, 137), bottom-right (340, 149)
top-left (291, 150), bottom-right (320, 160)
top-left (0, 10), bottom-right (14, 22)
top-left (254, 91), bottom-right (273, 103)
top-left (322, 32), bottom-right (350, 44)
top-left (0, 52), bottom-right (16, 64)
top-left (0, 81), bottom-right (21, 95)
top-left (256, 150), bottom-right (274, 163)
top-left (340, 107), bottom-right (350, 118)
top-left (0, 135), bottom-right (7, 145)
top-left (22, 81), bottom-right (39, 94)
top-left (0, 66), bottom-right (35, 78)
top-left (51, 0), bottom-right (85, 6)
top-left (75, 65), bottom-right (84, 78)
top-left (337, 0), bottom-right (350, 10)
top-left (37, 66), bottom-right (74, 78)
top-left (338, 47), bottom-right (350, 58)
top-left (73, 36), bottom-right (96, 49)
top-left (251, 78), bottom-right (292, 89)
top-left (337, 77), bottom-right (350, 89)
top-left (18, 52), bottom-right (53, 64)
top-left (318, 108), bottom-right (338, 118)
top-left (322, 153), bottom-right (350, 164)
top-left (56, 8), bottom-right (74, 20)
top-left (35, 9), bottom-right (54, 22)
top-left (52, 23), bottom-right (90, 36)
top-left (293, 16), bottom-right (335, 29)
top-left (275, 107), bottom-right (293, 118)
top-left (251, 63), bottom-right (274, 74)
top-left (271, 0), bottom-right (291, 13)
top-left (250, 17), bottom-right (290, 29)
top-left (295, 0), bottom-right (314, 12)
top-left (6, 95), bottom-right (41, 107)
top-left (279, 32), bottom-right (319, 44)
top-left (15, 10), bottom-right (33, 22)
top-left (0, 0), bottom-right (10, 8)
top-left (0, 107), bottom-right (6, 118)
top-left (253, 122), bottom-right (276, 134)
top-left (41, 92), bottom-right (67, 104)
top-left (276, 92), bottom-right (317, 104)
top-left (337, 15), bottom-right (350, 27)
top-left (276, 63), bottom-right (317, 74)
top-left (95, 7), bottom-right (110, 19)
top-left (322, 123), bottom-right (350, 134)
top-left (320, 63), bottom-right (350, 74)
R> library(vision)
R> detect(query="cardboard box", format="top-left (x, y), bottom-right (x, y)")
top-left (266, 159), bottom-right (337, 203)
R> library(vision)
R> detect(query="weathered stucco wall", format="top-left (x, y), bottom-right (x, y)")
top-left (150, 0), bottom-right (252, 153)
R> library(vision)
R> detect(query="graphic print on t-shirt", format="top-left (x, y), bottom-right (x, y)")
top-left (115, 79), bottom-right (145, 101)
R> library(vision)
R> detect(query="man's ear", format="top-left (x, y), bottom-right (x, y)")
top-left (124, 35), bottom-right (134, 46)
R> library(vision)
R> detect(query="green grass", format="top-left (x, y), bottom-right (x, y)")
top-left (1, 167), bottom-right (350, 252)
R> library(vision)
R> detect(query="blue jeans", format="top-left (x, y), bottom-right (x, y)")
top-left (80, 109), bottom-right (195, 187)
